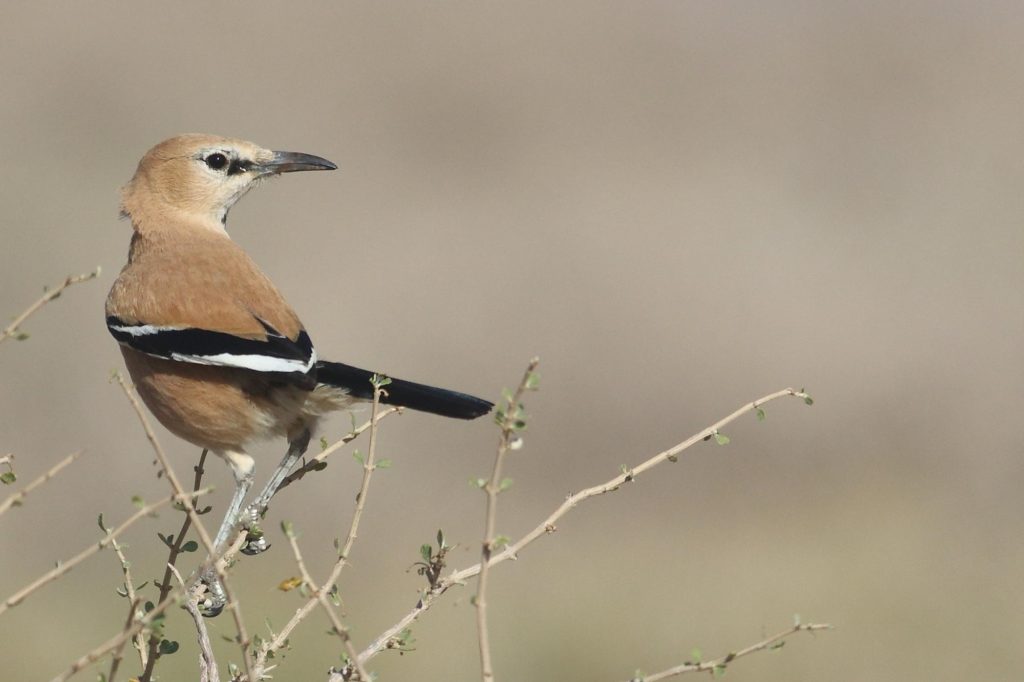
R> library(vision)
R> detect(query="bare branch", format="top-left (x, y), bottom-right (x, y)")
top-left (627, 622), bottom-right (832, 681)
top-left (359, 387), bottom-right (813, 665)
top-left (0, 487), bottom-right (210, 617)
top-left (283, 526), bottom-right (369, 681)
top-left (0, 268), bottom-right (101, 345)
top-left (169, 563), bottom-right (220, 682)
top-left (50, 588), bottom-right (186, 682)
top-left (0, 451), bottom-right (81, 517)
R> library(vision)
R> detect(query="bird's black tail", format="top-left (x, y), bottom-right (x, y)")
top-left (315, 360), bottom-right (493, 420)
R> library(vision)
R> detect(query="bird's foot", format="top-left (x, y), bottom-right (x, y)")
top-left (240, 505), bottom-right (271, 556)
top-left (194, 568), bottom-right (227, 618)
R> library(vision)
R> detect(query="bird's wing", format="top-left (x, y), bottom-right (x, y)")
top-left (105, 230), bottom-right (316, 387)
top-left (107, 315), bottom-right (316, 377)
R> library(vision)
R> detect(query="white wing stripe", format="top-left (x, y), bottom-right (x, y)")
top-left (170, 348), bottom-right (317, 374)
top-left (109, 323), bottom-right (186, 336)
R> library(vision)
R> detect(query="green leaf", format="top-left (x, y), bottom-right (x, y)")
top-left (755, 407), bottom-right (766, 421)
top-left (803, 395), bottom-right (814, 406)
top-left (0, 471), bottom-right (16, 485)
top-left (436, 529), bottom-right (446, 549)
top-left (666, 454), bottom-right (678, 463)
top-left (97, 514), bottom-right (108, 533)
top-left (158, 639), bottom-right (179, 655)
top-left (352, 450), bottom-right (364, 464)
top-left (131, 495), bottom-right (145, 509)
top-left (713, 432), bottom-right (730, 446)
top-left (498, 478), bottom-right (514, 491)
top-left (420, 544), bottom-right (432, 562)
top-left (377, 458), bottom-right (392, 469)
top-left (280, 520), bottom-right (294, 537)
top-left (181, 540), bottom-right (199, 553)
top-left (524, 371), bottom-right (540, 390)
top-left (713, 664), bottom-right (727, 677)
top-left (690, 647), bottom-right (702, 663)
top-left (320, 436), bottom-right (329, 451)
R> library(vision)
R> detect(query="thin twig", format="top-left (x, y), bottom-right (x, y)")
top-left (359, 387), bottom-right (813, 664)
top-left (139, 450), bottom-right (209, 682)
top-left (106, 597), bottom-right (143, 682)
top-left (0, 488), bottom-right (210, 616)
top-left (50, 588), bottom-right (186, 682)
top-left (284, 526), bottom-right (370, 681)
top-left (107, 531), bottom-right (147, 677)
top-left (627, 622), bottom-right (832, 681)
top-left (0, 269), bottom-right (101, 345)
top-left (251, 380), bottom-right (389, 679)
top-left (113, 372), bottom-right (253, 679)
top-left (275, 406), bottom-right (400, 495)
top-left (475, 358), bottom-right (539, 681)
top-left (0, 451), bottom-right (81, 517)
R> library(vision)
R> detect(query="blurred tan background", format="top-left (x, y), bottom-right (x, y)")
top-left (1, 2), bottom-right (1022, 680)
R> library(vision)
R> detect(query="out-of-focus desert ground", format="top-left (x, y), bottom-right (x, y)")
top-left (1, 3), bottom-right (1022, 680)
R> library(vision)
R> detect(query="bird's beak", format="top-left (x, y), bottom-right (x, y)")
top-left (259, 151), bottom-right (338, 175)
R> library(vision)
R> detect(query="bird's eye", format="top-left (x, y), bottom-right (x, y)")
top-left (205, 153), bottom-right (229, 171)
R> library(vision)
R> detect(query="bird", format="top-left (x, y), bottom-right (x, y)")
top-left (106, 134), bottom-right (492, 614)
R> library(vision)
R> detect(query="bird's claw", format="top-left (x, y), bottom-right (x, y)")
top-left (195, 569), bottom-right (227, 618)
top-left (241, 527), bottom-right (270, 555)
top-left (240, 505), bottom-right (271, 556)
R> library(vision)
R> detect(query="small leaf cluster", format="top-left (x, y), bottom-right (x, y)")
top-left (143, 600), bottom-right (178, 660)
top-left (494, 390), bottom-right (529, 433)
top-left (414, 529), bottom-right (452, 590)
top-left (384, 627), bottom-right (416, 655)
top-left (0, 458), bottom-right (15, 485)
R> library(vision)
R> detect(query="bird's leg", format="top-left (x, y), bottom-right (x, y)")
top-left (239, 428), bottom-right (312, 556)
top-left (196, 451), bottom-right (254, 618)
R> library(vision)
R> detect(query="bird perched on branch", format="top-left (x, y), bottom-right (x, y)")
top-left (106, 134), bottom-right (492, 615)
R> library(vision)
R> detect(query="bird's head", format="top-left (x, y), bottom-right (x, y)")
top-left (120, 134), bottom-right (337, 229)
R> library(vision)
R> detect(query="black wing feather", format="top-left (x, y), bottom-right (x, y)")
top-left (106, 315), bottom-right (316, 388)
